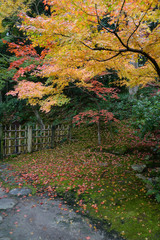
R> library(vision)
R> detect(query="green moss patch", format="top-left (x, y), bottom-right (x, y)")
top-left (1, 122), bottom-right (159, 240)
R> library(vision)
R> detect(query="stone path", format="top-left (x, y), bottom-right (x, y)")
top-left (0, 164), bottom-right (125, 240)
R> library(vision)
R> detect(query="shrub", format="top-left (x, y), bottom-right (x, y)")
top-left (131, 91), bottom-right (160, 139)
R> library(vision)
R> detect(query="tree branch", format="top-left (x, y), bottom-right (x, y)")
top-left (95, 4), bottom-right (127, 49)
top-left (127, 3), bottom-right (152, 47)
top-left (114, 0), bottom-right (126, 32)
top-left (95, 4), bottom-right (113, 34)
top-left (81, 41), bottom-right (118, 52)
top-left (82, 40), bottom-right (160, 78)
top-left (122, 47), bottom-right (160, 78)
top-left (114, 32), bottom-right (127, 48)
top-left (52, 32), bottom-right (71, 38)
top-left (82, 3), bottom-right (160, 80)
top-left (33, 0), bottom-right (41, 15)
top-left (87, 52), bottom-right (121, 62)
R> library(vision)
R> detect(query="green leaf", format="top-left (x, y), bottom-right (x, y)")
top-left (155, 194), bottom-right (160, 203)
top-left (146, 189), bottom-right (158, 196)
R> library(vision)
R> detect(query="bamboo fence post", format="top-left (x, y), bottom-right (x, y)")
top-left (0, 124), bottom-right (3, 159)
top-left (57, 125), bottom-right (61, 143)
top-left (51, 125), bottom-right (55, 148)
top-left (68, 124), bottom-right (72, 140)
top-left (27, 125), bottom-right (32, 153)
top-left (25, 125), bottom-right (27, 152)
top-left (19, 125), bottom-right (21, 153)
top-left (14, 125), bottom-right (18, 153)
top-left (4, 126), bottom-right (7, 156)
top-left (9, 125), bottom-right (11, 155)
top-left (0, 123), bottom-right (70, 157)
top-left (36, 124), bottom-right (38, 151)
top-left (48, 125), bottom-right (50, 146)
top-left (43, 125), bottom-right (46, 147)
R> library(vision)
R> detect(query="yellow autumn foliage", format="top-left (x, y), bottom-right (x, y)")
top-left (19, 0), bottom-right (160, 87)
top-left (0, 0), bottom-right (33, 31)
top-left (5, 0), bottom-right (160, 110)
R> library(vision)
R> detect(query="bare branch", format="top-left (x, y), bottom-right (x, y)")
top-left (87, 52), bottom-right (121, 62)
top-left (81, 41), bottom-right (117, 52)
top-left (82, 39), bottom-right (160, 78)
top-left (33, 0), bottom-right (41, 15)
top-left (52, 32), bottom-right (71, 38)
top-left (114, 0), bottom-right (126, 32)
top-left (114, 32), bottom-right (127, 48)
top-left (129, 16), bottom-right (138, 28)
top-left (95, 4), bottom-right (113, 33)
top-left (95, 4), bottom-right (127, 49)
top-left (124, 47), bottom-right (160, 78)
top-left (127, 3), bottom-right (152, 47)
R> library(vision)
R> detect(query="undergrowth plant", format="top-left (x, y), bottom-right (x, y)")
top-left (131, 91), bottom-right (160, 139)
top-left (145, 176), bottom-right (160, 203)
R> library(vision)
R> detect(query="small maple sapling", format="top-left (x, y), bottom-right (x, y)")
top-left (73, 110), bottom-right (118, 145)
top-left (73, 77), bottom-right (119, 145)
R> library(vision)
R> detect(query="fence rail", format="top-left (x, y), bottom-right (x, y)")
top-left (0, 124), bottom-right (71, 159)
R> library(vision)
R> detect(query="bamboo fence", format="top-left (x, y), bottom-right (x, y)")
top-left (0, 124), bottom-right (71, 159)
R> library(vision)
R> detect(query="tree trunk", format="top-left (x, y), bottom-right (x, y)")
top-left (97, 120), bottom-right (101, 145)
top-left (31, 106), bottom-right (44, 128)
top-left (128, 57), bottom-right (139, 100)
top-left (128, 85), bottom-right (139, 100)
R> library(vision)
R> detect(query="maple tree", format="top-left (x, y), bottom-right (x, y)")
top-left (5, 40), bottom-right (119, 142)
top-left (6, 40), bottom-right (119, 112)
top-left (0, 0), bottom-right (55, 125)
top-left (72, 77), bottom-right (119, 144)
top-left (5, 0), bottom-right (160, 112)
top-left (73, 109), bottom-right (118, 144)
top-left (5, 40), bottom-right (71, 111)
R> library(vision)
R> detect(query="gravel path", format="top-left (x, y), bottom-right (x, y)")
top-left (0, 164), bottom-right (125, 240)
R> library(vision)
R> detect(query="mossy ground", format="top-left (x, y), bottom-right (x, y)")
top-left (0, 121), bottom-right (160, 240)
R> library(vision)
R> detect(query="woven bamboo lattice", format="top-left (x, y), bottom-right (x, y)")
top-left (0, 124), bottom-right (71, 158)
